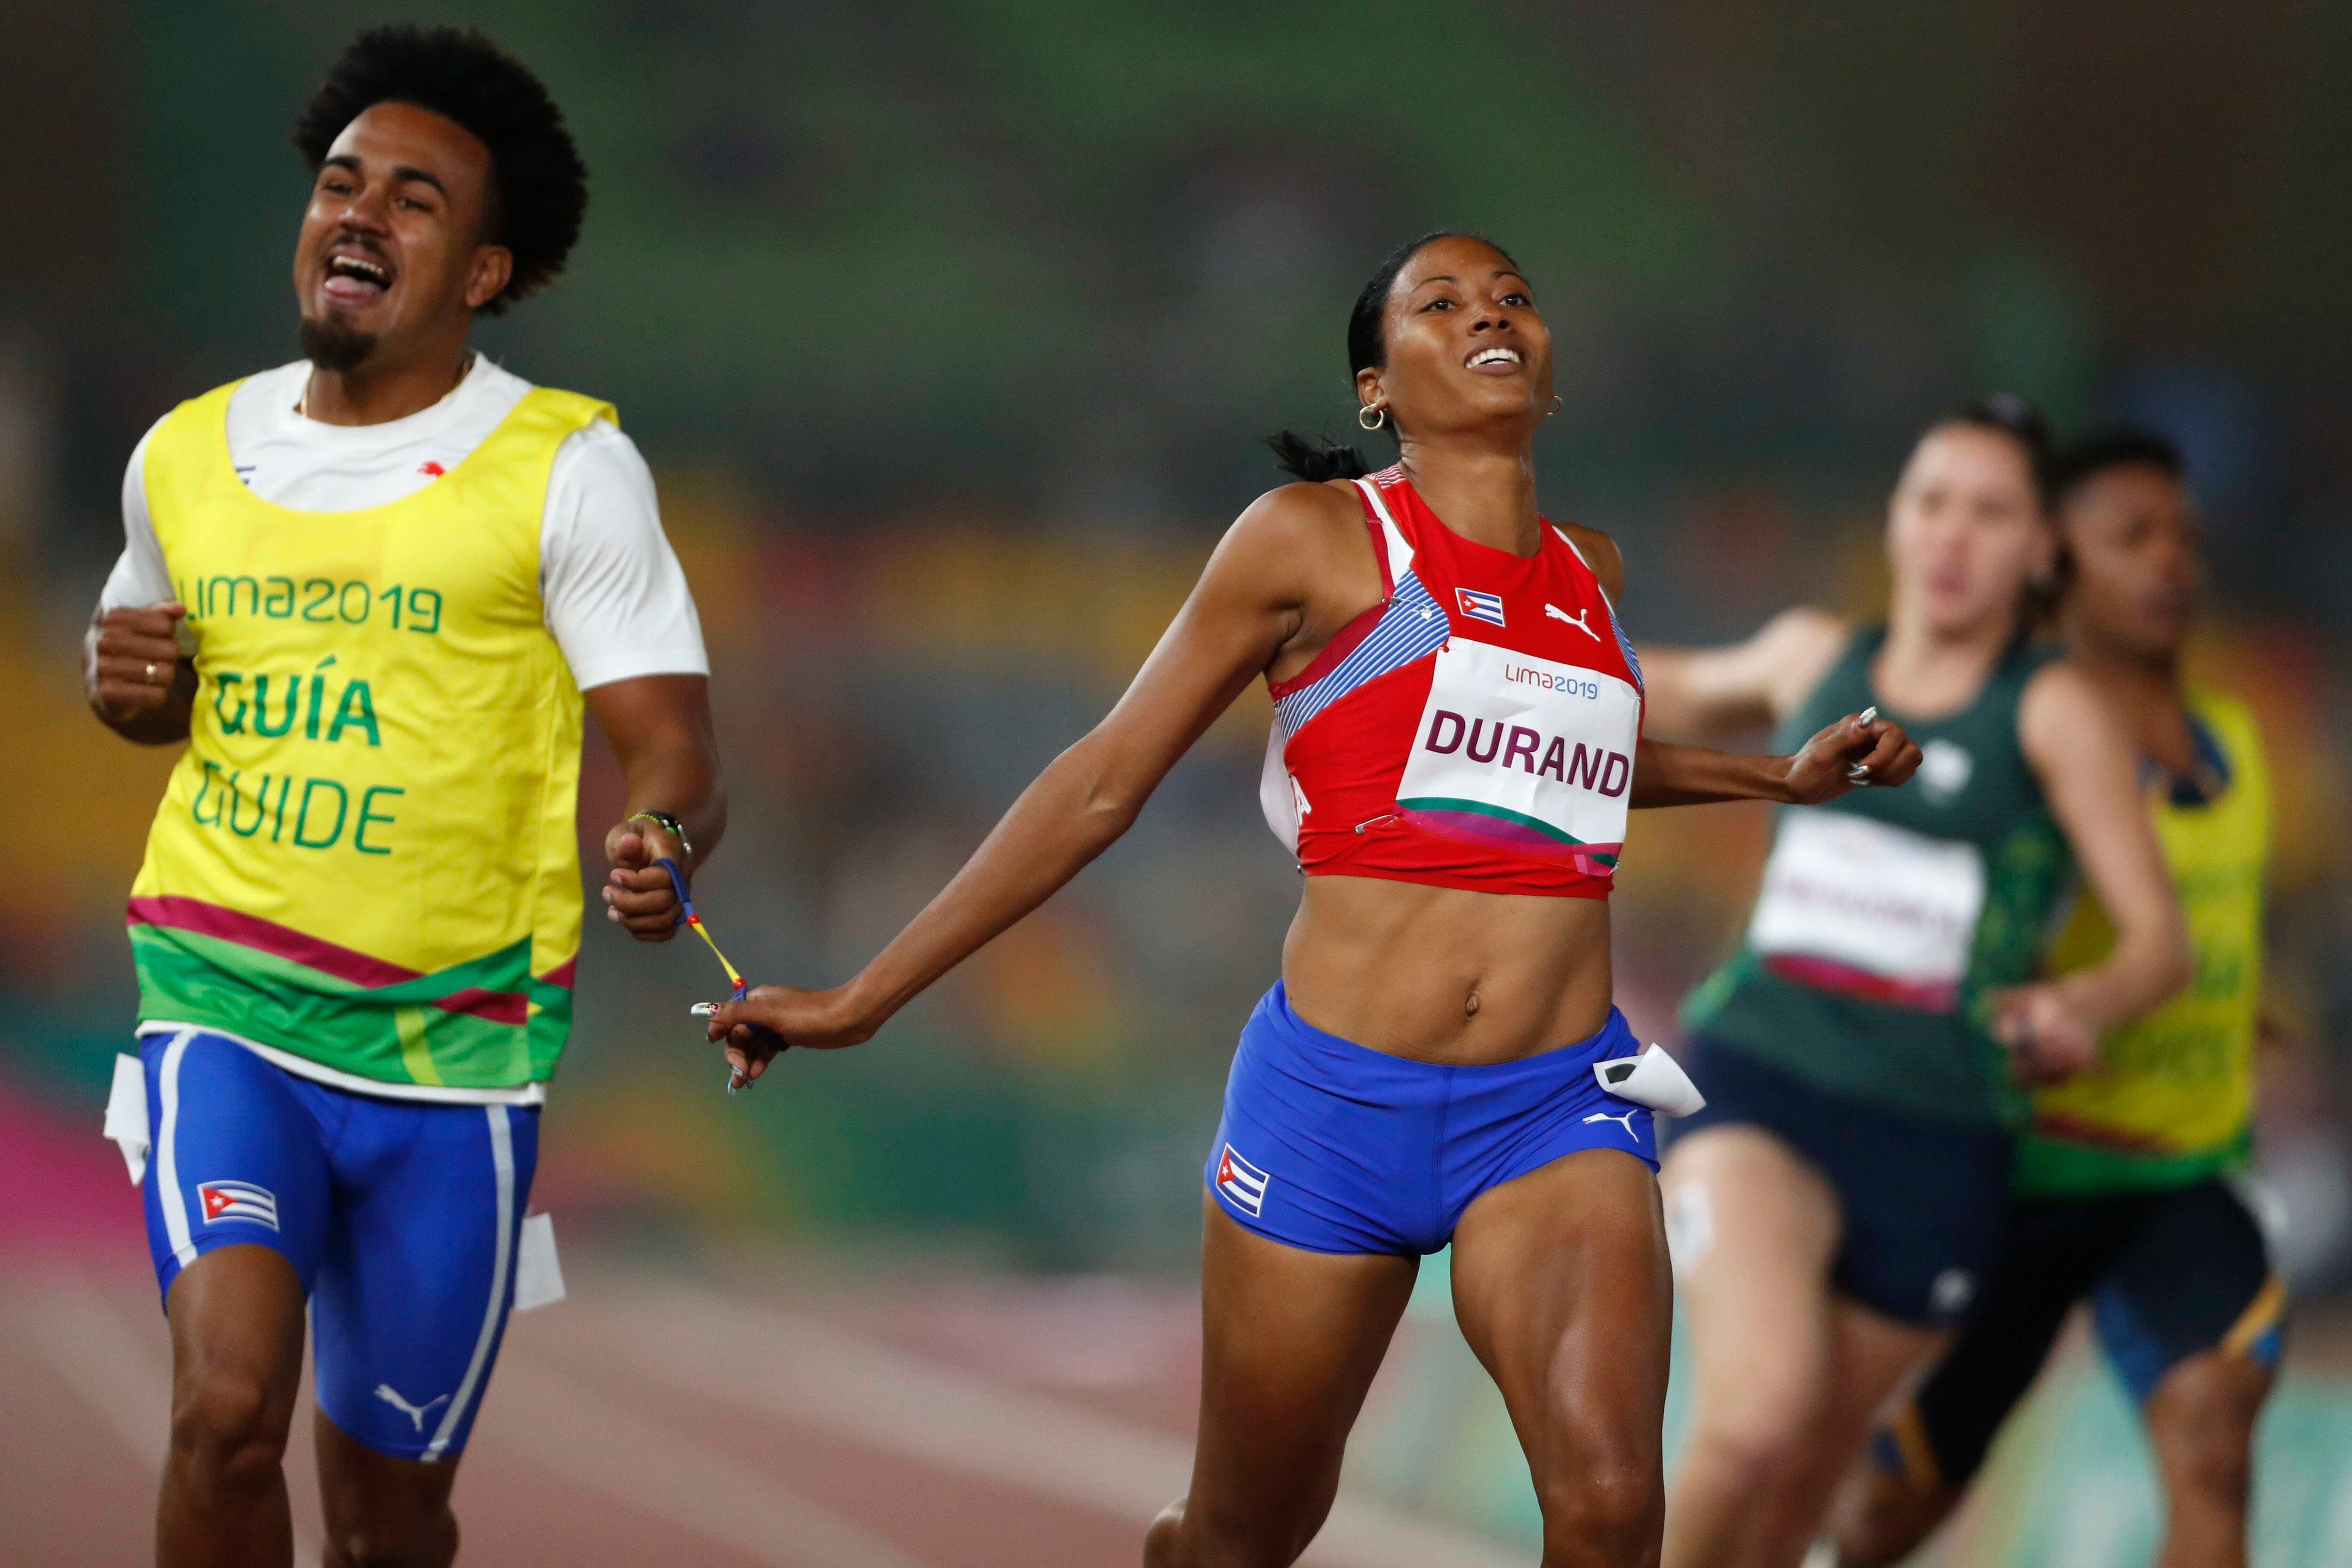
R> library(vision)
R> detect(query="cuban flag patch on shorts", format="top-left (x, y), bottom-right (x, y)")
top-left (1455, 587), bottom-right (1506, 628)
top-left (198, 1179), bottom-right (280, 1231)
top-left (1214, 1144), bottom-right (1270, 1217)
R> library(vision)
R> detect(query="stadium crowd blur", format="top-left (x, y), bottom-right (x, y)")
top-left (7, 2), bottom-right (2351, 1298)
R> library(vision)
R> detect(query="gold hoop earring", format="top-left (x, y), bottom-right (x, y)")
top-left (1357, 403), bottom-right (1387, 432)
top-left (1547, 395), bottom-right (1564, 417)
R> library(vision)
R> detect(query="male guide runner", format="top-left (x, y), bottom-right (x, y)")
top-left (1831, 430), bottom-right (2282, 1568)
top-left (82, 28), bottom-right (721, 1568)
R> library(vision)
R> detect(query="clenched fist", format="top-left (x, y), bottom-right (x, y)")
top-left (86, 604), bottom-right (194, 742)
top-left (1782, 710), bottom-right (1923, 804)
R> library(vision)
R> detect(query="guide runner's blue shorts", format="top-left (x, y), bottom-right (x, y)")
top-left (138, 1027), bottom-right (539, 1461)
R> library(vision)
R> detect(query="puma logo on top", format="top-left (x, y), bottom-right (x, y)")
top-left (1545, 603), bottom-right (1600, 641)
top-left (374, 1384), bottom-right (452, 1433)
top-left (1582, 1109), bottom-right (1642, 1140)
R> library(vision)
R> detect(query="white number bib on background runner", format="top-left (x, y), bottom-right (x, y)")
top-left (1745, 811), bottom-right (1987, 1012)
top-left (1393, 640), bottom-right (1643, 872)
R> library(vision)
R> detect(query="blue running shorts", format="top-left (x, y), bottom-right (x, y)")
top-left (1878, 1178), bottom-right (2284, 1491)
top-left (138, 1028), bottom-right (540, 1462)
top-left (1672, 1040), bottom-right (2010, 1328)
top-left (1205, 982), bottom-right (1657, 1256)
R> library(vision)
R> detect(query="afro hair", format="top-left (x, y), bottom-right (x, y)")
top-left (293, 25), bottom-right (587, 315)
top-left (2053, 427), bottom-right (2185, 504)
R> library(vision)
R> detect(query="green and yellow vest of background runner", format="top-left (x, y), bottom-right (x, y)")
top-left (127, 378), bottom-right (613, 1092)
top-left (2015, 692), bottom-right (2269, 1195)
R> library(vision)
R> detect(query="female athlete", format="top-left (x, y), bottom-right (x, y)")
top-left (707, 233), bottom-right (1920, 1567)
top-left (1639, 399), bottom-right (2193, 1568)
top-left (1829, 428), bottom-right (2283, 1568)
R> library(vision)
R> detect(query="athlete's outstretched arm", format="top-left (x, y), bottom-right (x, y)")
top-left (1636, 607), bottom-right (1849, 742)
top-left (1629, 713), bottom-right (1921, 810)
top-left (705, 486), bottom-right (1349, 1075)
top-left (1555, 528), bottom-right (1906, 805)
top-left (589, 674), bottom-right (727, 941)
top-left (1996, 663), bottom-right (2193, 1078)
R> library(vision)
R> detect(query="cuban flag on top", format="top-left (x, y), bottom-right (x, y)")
top-left (1215, 1144), bottom-right (1270, 1217)
top-left (198, 1179), bottom-right (280, 1231)
top-left (1455, 587), bottom-right (1507, 628)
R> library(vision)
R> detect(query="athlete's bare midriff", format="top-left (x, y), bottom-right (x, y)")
top-left (1281, 874), bottom-right (1616, 1066)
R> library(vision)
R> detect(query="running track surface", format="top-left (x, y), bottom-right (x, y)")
top-left (17, 1082), bottom-right (2351, 1568)
top-left (0, 1082), bottom-right (1522, 1568)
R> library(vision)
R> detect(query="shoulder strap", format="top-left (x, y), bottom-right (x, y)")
top-left (2193, 688), bottom-right (2270, 820)
top-left (1802, 623), bottom-right (1881, 711)
top-left (1549, 523), bottom-right (1615, 607)
top-left (1549, 522), bottom-right (1592, 570)
top-left (493, 385), bottom-right (617, 450)
top-left (1845, 623), bottom-right (1890, 677)
top-left (1352, 476), bottom-right (1414, 589)
top-left (142, 380), bottom-right (247, 545)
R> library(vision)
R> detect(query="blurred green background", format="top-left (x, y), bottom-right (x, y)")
top-left (7, 3), bottom-right (2352, 1560)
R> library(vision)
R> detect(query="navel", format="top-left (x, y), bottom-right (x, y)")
top-left (1464, 988), bottom-right (1481, 1019)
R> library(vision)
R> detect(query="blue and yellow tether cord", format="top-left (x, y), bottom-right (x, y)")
top-left (656, 857), bottom-right (759, 1093)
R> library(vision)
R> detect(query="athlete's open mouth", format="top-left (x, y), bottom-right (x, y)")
top-left (322, 249), bottom-right (395, 302)
top-left (1465, 345), bottom-right (1525, 374)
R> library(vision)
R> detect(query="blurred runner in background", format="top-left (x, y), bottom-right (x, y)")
top-left (81, 27), bottom-right (720, 1568)
top-left (707, 231), bottom-right (1919, 1568)
top-left (1828, 429), bottom-right (2282, 1568)
top-left (1638, 399), bottom-right (2191, 1568)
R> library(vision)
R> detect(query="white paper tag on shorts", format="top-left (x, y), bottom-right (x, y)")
top-left (104, 1053), bottom-right (150, 1185)
top-left (513, 1212), bottom-right (566, 1312)
top-left (1593, 1044), bottom-right (1706, 1116)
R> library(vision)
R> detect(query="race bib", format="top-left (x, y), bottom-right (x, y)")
top-left (1394, 640), bottom-right (1642, 872)
top-left (1747, 811), bottom-right (1986, 1011)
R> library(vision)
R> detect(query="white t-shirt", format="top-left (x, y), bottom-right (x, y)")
top-left (103, 354), bottom-right (708, 692)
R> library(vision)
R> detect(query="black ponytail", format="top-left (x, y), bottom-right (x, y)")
top-left (1266, 430), bottom-right (1372, 482)
top-left (1266, 230), bottom-right (1524, 481)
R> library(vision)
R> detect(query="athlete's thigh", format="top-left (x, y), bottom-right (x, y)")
top-left (2096, 1179), bottom-right (2284, 1403)
top-left (1903, 1198), bottom-right (2139, 1487)
top-left (1661, 1125), bottom-right (1842, 1421)
top-left (311, 1098), bottom-right (540, 1469)
top-left (165, 1244), bottom-right (310, 1452)
top-left (1450, 1149), bottom-right (1669, 1513)
top-left (1183, 1197), bottom-right (1419, 1552)
top-left (143, 1030), bottom-right (333, 1307)
top-left (2094, 1179), bottom-right (2280, 1549)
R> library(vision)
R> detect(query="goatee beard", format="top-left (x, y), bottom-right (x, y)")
top-left (299, 315), bottom-right (377, 374)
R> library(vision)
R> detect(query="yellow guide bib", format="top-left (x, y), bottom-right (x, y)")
top-left (128, 378), bottom-right (612, 1092)
top-left (2016, 691), bottom-right (2270, 1194)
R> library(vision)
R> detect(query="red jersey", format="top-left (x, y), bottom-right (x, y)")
top-left (1258, 467), bottom-right (1646, 898)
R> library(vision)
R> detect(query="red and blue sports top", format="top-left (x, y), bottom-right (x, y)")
top-left (1259, 466), bottom-right (1646, 899)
